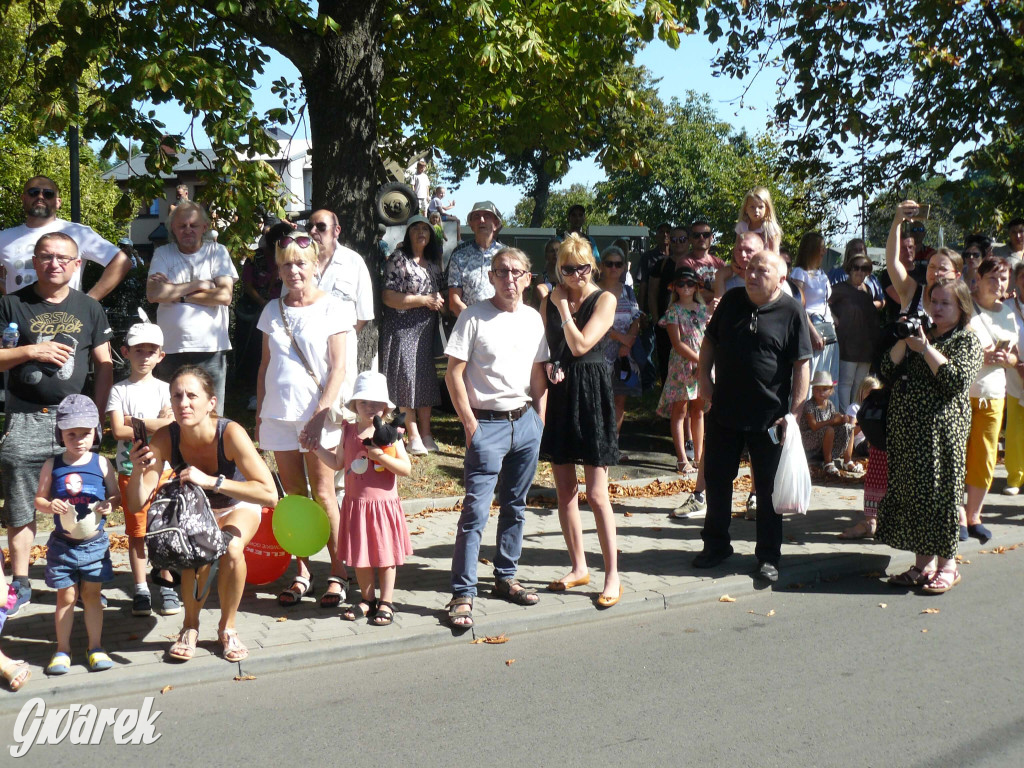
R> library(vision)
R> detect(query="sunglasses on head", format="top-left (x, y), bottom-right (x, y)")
top-left (25, 187), bottom-right (57, 199)
top-left (279, 235), bottom-right (312, 249)
top-left (603, 260), bottom-right (624, 268)
top-left (560, 263), bottom-right (592, 277)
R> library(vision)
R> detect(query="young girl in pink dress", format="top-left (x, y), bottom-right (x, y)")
top-left (315, 371), bottom-right (412, 626)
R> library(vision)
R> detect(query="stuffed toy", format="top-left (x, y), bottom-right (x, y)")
top-left (362, 411), bottom-right (407, 472)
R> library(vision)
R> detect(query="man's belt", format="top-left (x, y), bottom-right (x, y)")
top-left (471, 404), bottom-right (530, 421)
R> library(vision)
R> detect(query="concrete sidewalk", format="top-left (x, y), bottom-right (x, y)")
top-left (2, 459), bottom-right (1022, 713)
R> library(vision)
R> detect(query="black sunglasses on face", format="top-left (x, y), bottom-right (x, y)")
top-left (25, 187), bottom-right (57, 199)
top-left (560, 264), bottom-right (592, 277)
top-left (670, 236), bottom-right (687, 243)
top-left (690, 231), bottom-right (712, 239)
top-left (851, 264), bottom-right (872, 273)
top-left (675, 280), bottom-right (698, 288)
top-left (603, 260), bottom-right (624, 268)
top-left (307, 221), bottom-right (330, 232)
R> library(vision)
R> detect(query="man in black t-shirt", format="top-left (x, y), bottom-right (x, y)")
top-left (0, 232), bottom-right (113, 615)
top-left (694, 251), bottom-right (811, 582)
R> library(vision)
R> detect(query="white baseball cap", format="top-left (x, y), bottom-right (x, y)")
top-left (125, 322), bottom-right (164, 348)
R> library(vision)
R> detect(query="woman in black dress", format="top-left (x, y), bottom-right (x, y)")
top-left (541, 234), bottom-right (622, 607)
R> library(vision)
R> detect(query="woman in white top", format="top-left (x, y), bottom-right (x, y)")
top-left (964, 257), bottom-right (1019, 541)
top-left (257, 234), bottom-right (354, 609)
top-left (1004, 262), bottom-right (1024, 495)
top-left (791, 232), bottom-right (838, 389)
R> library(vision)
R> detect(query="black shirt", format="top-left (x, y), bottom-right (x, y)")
top-left (0, 286), bottom-right (112, 412)
top-left (706, 287), bottom-right (812, 431)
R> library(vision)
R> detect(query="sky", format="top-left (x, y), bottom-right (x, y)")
top-left (152, 28), bottom-right (862, 244)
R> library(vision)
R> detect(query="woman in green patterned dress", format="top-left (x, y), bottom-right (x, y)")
top-left (877, 278), bottom-right (982, 594)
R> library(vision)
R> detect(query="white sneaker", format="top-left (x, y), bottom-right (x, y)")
top-left (670, 493), bottom-right (706, 519)
top-left (1002, 485), bottom-right (1020, 496)
top-left (421, 436), bottom-right (439, 452)
top-left (407, 437), bottom-right (428, 455)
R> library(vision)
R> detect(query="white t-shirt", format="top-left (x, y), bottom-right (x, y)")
top-left (257, 294), bottom-right (355, 422)
top-left (1008, 297), bottom-right (1024, 403)
top-left (846, 403), bottom-right (865, 447)
top-left (444, 299), bottom-right (548, 411)
top-left (412, 172), bottom-right (430, 200)
top-left (107, 376), bottom-right (172, 474)
top-left (0, 220), bottom-right (121, 294)
top-left (969, 301), bottom-right (1019, 400)
top-left (791, 267), bottom-right (831, 318)
top-left (149, 241), bottom-right (238, 354)
top-left (318, 245), bottom-right (375, 404)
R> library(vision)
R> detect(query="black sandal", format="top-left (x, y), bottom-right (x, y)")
top-left (342, 599), bottom-right (378, 621)
top-left (320, 576), bottom-right (347, 608)
top-left (371, 601), bottom-right (395, 626)
top-left (277, 576), bottom-right (313, 606)
top-left (492, 578), bottom-right (539, 606)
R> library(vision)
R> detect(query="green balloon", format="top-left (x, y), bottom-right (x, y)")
top-left (271, 495), bottom-right (331, 557)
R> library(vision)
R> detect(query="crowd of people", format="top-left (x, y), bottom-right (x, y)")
top-left (0, 173), bottom-right (1020, 692)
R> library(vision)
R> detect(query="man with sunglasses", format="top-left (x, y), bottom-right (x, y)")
top-left (0, 176), bottom-right (131, 300)
top-left (694, 250), bottom-right (811, 583)
top-left (307, 209), bottom-right (374, 401)
top-left (681, 220), bottom-right (724, 304)
top-left (147, 202), bottom-right (238, 406)
top-left (0, 232), bottom-right (114, 615)
top-left (443, 248), bottom-right (548, 627)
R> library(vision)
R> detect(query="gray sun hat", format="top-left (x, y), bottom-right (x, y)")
top-left (469, 201), bottom-right (503, 226)
top-left (54, 394), bottom-right (101, 445)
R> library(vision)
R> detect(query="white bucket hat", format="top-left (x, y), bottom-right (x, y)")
top-left (346, 371), bottom-right (395, 411)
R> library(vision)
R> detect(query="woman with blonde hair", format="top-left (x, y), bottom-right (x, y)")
top-left (540, 234), bottom-right (622, 608)
top-left (257, 233), bottom-right (354, 609)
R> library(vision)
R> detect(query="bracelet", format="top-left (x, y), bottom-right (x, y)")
top-left (213, 474), bottom-right (225, 492)
top-left (561, 316), bottom-right (572, 328)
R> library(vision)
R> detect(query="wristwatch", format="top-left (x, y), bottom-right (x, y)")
top-left (213, 474), bottom-right (226, 492)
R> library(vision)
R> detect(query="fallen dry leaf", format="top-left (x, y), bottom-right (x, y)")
top-left (747, 609), bottom-right (775, 617)
top-left (683, 628), bottom-right (698, 633)
top-left (921, 608), bottom-right (940, 614)
top-left (160, 685), bottom-right (173, 694)
top-left (505, 659), bottom-right (515, 666)
top-left (921, 629), bottom-right (928, 633)
top-left (954, 555), bottom-right (971, 564)
top-left (276, 617), bottom-right (288, 622)
top-left (651, 526), bottom-right (663, 532)
top-left (878, 603), bottom-right (887, 609)
top-left (478, 557), bottom-right (491, 566)
top-left (787, 582), bottom-right (808, 590)
top-left (719, 595), bottom-right (736, 603)
top-left (410, 526), bottom-right (426, 535)
top-left (623, 511), bottom-right (633, 517)
top-left (470, 633), bottom-right (510, 645)
top-left (234, 674), bottom-right (257, 681)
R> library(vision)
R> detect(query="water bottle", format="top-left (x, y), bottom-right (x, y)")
top-left (1, 322), bottom-right (18, 349)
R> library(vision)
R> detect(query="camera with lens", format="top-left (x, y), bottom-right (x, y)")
top-left (893, 309), bottom-right (933, 339)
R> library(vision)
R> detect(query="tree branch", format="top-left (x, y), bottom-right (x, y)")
top-left (193, 0), bottom-right (320, 72)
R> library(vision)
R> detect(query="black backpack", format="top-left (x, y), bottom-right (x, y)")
top-left (146, 474), bottom-right (230, 599)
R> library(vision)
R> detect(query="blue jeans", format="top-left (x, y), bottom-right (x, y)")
top-left (450, 409), bottom-right (543, 597)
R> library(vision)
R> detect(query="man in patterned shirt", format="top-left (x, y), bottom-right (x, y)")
top-left (447, 201), bottom-right (507, 318)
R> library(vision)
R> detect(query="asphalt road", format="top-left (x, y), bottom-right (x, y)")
top-left (4, 549), bottom-right (1023, 767)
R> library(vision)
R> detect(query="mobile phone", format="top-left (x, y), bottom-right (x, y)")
top-left (131, 416), bottom-right (147, 446)
top-left (768, 424), bottom-right (782, 445)
top-left (995, 338), bottom-right (1011, 351)
top-left (911, 203), bottom-right (931, 221)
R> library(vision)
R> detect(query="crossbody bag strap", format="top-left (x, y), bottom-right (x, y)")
top-left (278, 297), bottom-right (325, 395)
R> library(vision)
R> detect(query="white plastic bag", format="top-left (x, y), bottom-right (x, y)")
top-left (772, 413), bottom-right (812, 515)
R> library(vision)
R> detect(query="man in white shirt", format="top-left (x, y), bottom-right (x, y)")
top-left (146, 202), bottom-right (237, 407)
top-left (443, 247), bottom-right (548, 628)
top-left (0, 175), bottom-right (131, 300)
top-left (306, 208), bottom-right (375, 404)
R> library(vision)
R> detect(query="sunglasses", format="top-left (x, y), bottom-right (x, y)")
top-left (850, 264), bottom-right (872, 273)
top-left (279, 235), bottom-right (312, 249)
top-left (690, 231), bottom-right (712, 239)
top-left (560, 263), bottom-right (592, 277)
top-left (675, 280), bottom-right (698, 288)
top-left (25, 187), bottom-right (57, 199)
top-left (491, 267), bottom-right (527, 280)
top-left (670, 236), bottom-right (687, 243)
top-left (306, 221), bottom-right (330, 233)
top-left (603, 260), bottom-right (624, 268)
top-left (749, 308), bottom-right (760, 335)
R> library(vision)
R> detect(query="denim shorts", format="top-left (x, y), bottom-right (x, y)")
top-left (45, 530), bottom-right (114, 589)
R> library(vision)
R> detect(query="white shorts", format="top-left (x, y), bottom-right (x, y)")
top-left (259, 417), bottom-right (342, 453)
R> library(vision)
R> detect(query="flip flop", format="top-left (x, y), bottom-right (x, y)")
top-left (168, 628), bottom-right (199, 662)
top-left (1, 659), bottom-right (31, 691)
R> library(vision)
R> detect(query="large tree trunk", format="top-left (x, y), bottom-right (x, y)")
top-left (300, 3), bottom-right (385, 372)
top-left (529, 161), bottom-right (554, 228)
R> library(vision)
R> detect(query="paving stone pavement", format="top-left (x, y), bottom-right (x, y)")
top-left (2, 455), bottom-right (1021, 711)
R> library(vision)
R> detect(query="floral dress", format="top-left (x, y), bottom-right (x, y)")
top-left (656, 301), bottom-right (709, 417)
top-left (380, 248), bottom-right (443, 408)
top-left (799, 399), bottom-right (852, 461)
